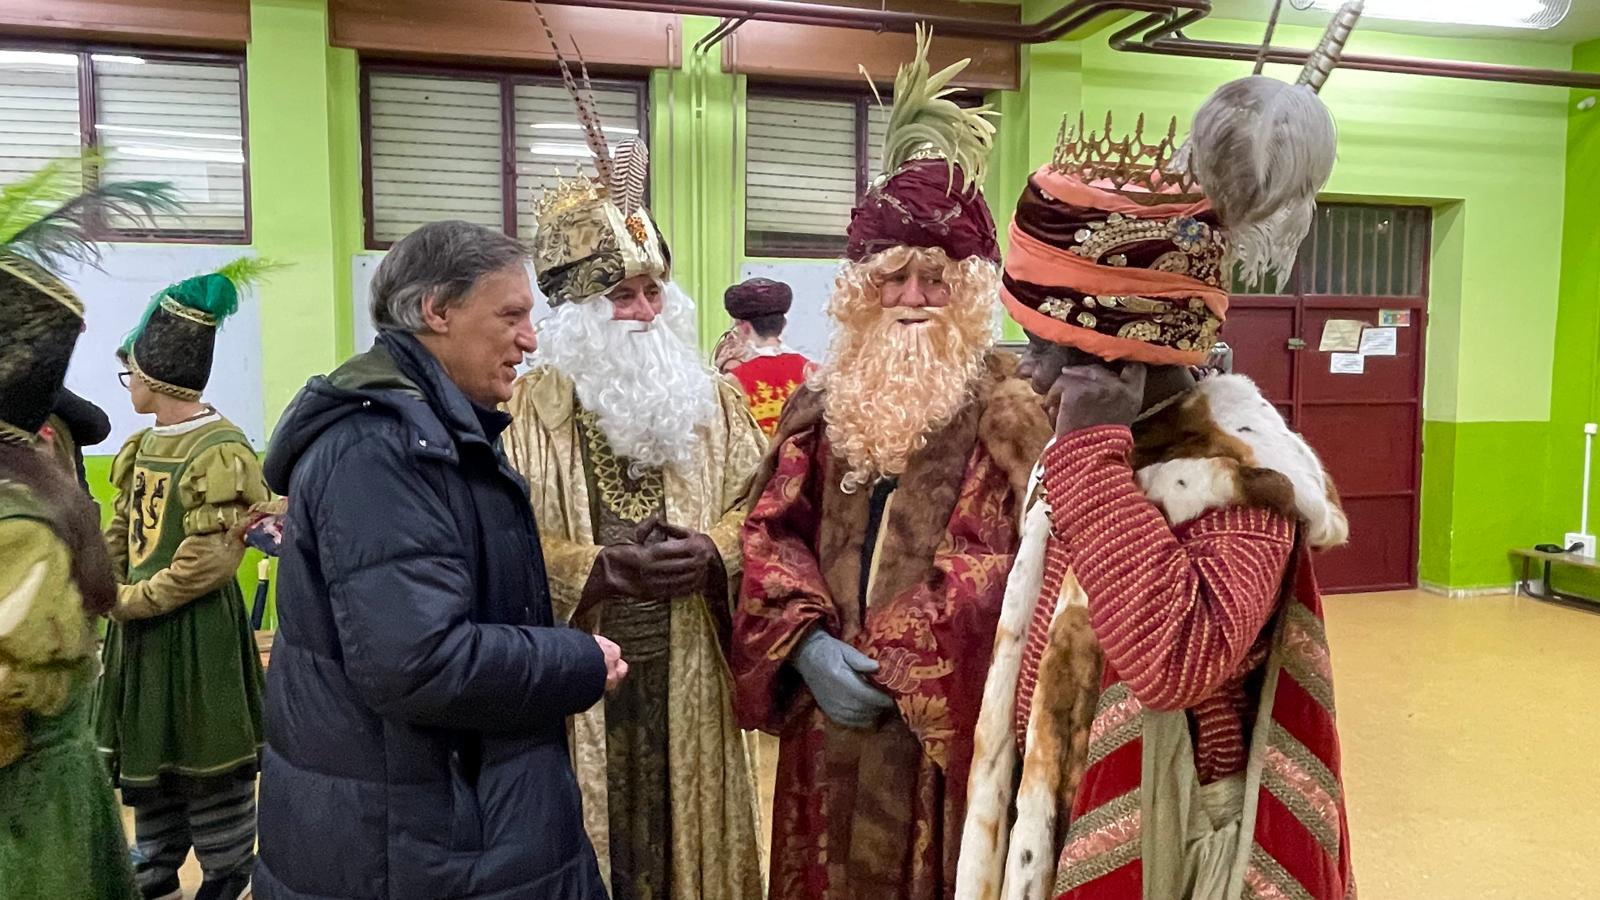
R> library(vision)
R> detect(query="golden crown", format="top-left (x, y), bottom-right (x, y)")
top-left (1050, 111), bottom-right (1200, 197)
top-left (532, 169), bottom-right (612, 225)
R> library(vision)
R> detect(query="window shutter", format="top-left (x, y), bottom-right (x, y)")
top-left (746, 95), bottom-right (859, 254)
top-left (865, 100), bottom-right (891, 182)
top-left (94, 57), bottom-right (247, 236)
top-left (512, 81), bottom-right (644, 243)
top-left (0, 51), bottom-right (83, 187)
top-left (368, 74), bottom-right (504, 243)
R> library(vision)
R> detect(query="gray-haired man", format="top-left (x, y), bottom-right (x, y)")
top-left (255, 220), bottom-right (625, 900)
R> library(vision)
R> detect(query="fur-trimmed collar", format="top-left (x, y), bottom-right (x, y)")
top-left (1133, 373), bottom-right (1347, 549)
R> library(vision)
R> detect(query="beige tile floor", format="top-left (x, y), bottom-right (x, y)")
top-left (129, 590), bottom-right (1600, 899)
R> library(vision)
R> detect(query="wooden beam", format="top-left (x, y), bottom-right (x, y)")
top-left (330, 0), bottom-right (679, 71)
top-left (0, 0), bottom-right (249, 48)
top-left (724, 21), bottom-right (1019, 92)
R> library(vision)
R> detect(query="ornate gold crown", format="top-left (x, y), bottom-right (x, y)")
top-left (532, 169), bottom-right (610, 225)
top-left (1050, 112), bottom-right (1200, 197)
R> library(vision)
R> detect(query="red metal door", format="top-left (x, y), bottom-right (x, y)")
top-left (1222, 204), bottom-right (1429, 593)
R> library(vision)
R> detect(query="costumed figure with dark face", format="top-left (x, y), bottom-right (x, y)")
top-left (956, 5), bottom-right (1364, 900)
top-left (731, 29), bottom-right (1053, 900)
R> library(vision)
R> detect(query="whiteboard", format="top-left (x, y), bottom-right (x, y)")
top-left (59, 244), bottom-right (265, 450)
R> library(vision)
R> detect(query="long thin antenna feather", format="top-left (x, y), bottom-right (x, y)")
top-left (532, 2), bottom-right (613, 184)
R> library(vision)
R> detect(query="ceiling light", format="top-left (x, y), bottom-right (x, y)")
top-left (121, 146), bottom-right (244, 164)
top-left (529, 123), bottom-right (640, 136)
top-left (1307, 0), bottom-right (1570, 30)
top-left (97, 124), bottom-right (240, 142)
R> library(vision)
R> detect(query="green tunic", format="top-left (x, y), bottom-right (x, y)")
top-left (0, 482), bottom-right (139, 900)
top-left (93, 414), bottom-right (268, 798)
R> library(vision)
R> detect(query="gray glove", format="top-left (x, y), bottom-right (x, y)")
top-left (790, 629), bottom-right (896, 730)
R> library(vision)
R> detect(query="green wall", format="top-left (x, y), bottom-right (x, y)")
top-left (68, 4), bottom-right (1598, 591)
top-left (1542, 38), bottom-right (1600, 594)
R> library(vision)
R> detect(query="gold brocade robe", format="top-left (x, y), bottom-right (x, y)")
top-left (503, 367), bottom-right (767, 900)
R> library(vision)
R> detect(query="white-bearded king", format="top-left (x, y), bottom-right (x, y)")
top-left (731, 30), bottom-right (1052, 900)
top-left (500, 28), bottom-right (765, 900)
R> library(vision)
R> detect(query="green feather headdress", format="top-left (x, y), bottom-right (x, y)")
top-left (869, 25), bottom-right (998, 190)
top-left (122, 255), bottom-right (285, 354)
top-left (0, 153), bottom-right (183, 271)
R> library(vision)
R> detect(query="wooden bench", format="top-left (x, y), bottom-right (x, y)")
top-left (1512, 548), bottom-right (1600, 612)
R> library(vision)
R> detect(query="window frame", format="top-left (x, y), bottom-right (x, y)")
top-left (359, 59), bottom-right (651, 252)
top-left (0, 37), bottom-right (252, 244)
top-left (743, 83), bottom-right (989, 260)
top-left (743, 83), bottom-right (883, 260)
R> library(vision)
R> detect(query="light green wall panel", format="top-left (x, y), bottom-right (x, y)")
top-left (1421, 420), bottom-right (1552, 590)
top-left (248, 0), bottom-right (342, 425)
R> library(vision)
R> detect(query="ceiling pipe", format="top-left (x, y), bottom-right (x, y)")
top-left (536, 0), bottom-right (1600, 89)
top-left (1111, 13), bottom-right (1600, 88)
top-left (540, 0), bottom-right (1209, 44)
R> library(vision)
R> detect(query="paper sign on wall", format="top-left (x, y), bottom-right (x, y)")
top-left (1330, 352), bottom-right (1365, 375)
top-left (1319, 319), bottom-right (1366, 353)
top-left (1359, 327), bottom-right (1398, 357)
top-left (1379, 309), bottom-right (1411, 327)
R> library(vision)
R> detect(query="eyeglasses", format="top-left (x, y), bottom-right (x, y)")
top-left (118, 370), bottom-right (132, 388)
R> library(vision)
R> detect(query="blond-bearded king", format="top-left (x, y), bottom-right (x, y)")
top-left (732, 31), bottom-right (1052, 900)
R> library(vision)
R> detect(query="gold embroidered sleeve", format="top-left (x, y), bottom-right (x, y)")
top-left (541, 533), bottom-right (604, 626)
top-left (112, 443), bottom-right (264, 621)
top-left (712, 378), bottom-right (768, 580)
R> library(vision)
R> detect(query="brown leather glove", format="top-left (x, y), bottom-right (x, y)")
top-left (577, 520), bottom-right (726, 616)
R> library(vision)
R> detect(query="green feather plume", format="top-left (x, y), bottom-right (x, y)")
top-left (877, 25), bottom-right (998, 191)
top-left (214, 255), bottom-right (288, 296)
top-left (0, 154), bottom-right (183, 270)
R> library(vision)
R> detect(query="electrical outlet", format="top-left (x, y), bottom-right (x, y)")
top-left (1564, 532), bottom-right (1596, 558)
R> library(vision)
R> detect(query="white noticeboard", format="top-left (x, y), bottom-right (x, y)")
top-left (59, 244), bottom-right (266, 450)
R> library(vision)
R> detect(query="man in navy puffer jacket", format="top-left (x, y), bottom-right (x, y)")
top-left (254, 221), bottom-right (626, 900)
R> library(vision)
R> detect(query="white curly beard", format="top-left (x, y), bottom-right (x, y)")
top-left (534, 281), bottom-right (719, 473)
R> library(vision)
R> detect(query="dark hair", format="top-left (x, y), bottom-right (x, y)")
top-left (746, 312), bottom-right (786, 339)
top-left (371, 220), bottom-right (528, 333)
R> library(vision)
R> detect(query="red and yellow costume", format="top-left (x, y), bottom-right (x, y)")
top-left (728, 350), bottom-right (810, 436)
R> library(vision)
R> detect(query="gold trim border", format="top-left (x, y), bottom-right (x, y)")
top-left (126, 350), bottom-right (203, 402)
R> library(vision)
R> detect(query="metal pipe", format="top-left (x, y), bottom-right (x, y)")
top-left (538, 0), bottom-right (1600, 90)
top-left (540, 0), bottom-right (1209, 43)
top-left (1124, 35), bottom-right (1600, 88)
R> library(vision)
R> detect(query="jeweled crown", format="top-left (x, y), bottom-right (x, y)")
top-left (533, 169), bottom-right (610, 226)
top-left (1050, 112), bottom-right (1200, 196)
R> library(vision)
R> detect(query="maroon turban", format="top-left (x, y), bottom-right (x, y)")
top-left (724, 278), bottom-right (793, 320)
top-left (844, 158), bottom-right (1000, 265)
